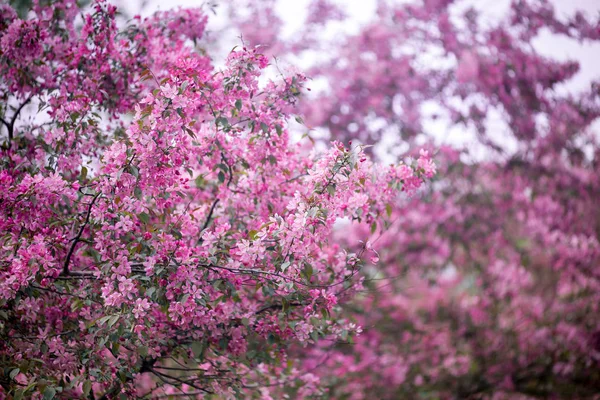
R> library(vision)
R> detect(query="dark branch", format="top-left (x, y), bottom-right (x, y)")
top-left (200, 198), bottom-right (219, 233)
top-left (31, 284), bottom-right (102, 304)
top-left (63, 192), bottom-right (101, 275)
top-left (1, 96), bottom-right (32, 145)
top-left (150, 369), bottom-right (213, 395)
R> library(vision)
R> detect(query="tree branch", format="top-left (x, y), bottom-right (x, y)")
top-left (1, 96), bottom-right (32, 145)
top-left (150, 369), bottom-right (213, 395)
top-left (63, 192), bottom-right (101, 275)
top-left (200, 198), bottom-right (219, 233)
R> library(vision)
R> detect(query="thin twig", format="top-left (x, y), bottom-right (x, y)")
top-left (200, 198), bottom-right (219, 233)
top-left (150, 369), bottom-right (213, 394)
top-left (31, 284), bottom-right (102, 304)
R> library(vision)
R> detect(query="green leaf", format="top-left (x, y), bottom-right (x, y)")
top-left (248, 230), bottom-right (258, 240)
top-left (216, 163), bottom-right (228, 172)
top-left (83, 380), bottom-right (92, 397)
top-left (340, 329), bottom-right (348, 341)
top-left (129, 165), bottom-right (139, 179)
top-left (385, 203), bottom-right (393, 218)
top-left (191, 341), bottom-right (205, 359)
top-left (80, 166), bottom-right (88, 181)
top-left (219, 337), bottom-right (229, 351)
top-left (9, 368), bottom-right (20, 380)
top-left (262, 284), bottom-right (274, 297)
top-left (370, 221), bottom-right (377, 234)
top-left (96, 315), bottom-right (112, 326)
top-left (107, 315), bottom-right (119, 328)
top-left (282, 297), bottom-right (290, 313)
top-left (138, 212), bottom-right (150, 224)
top-left (310, 330), bottom-right (319, 342)
top-left (216, 117), bottom-right (229, 127)
top-left (260, 122), bottom-right (269, 134)
top-left (218, 171), bottom-right (225, 183)
top-left (138, 346), bottom-right (149, 357)
top-left (43, 387), bottom-right (56, 400)
top-left (71, 299), bottom-right (83, 312)
top-left (235, 99), bottom-right (242, 111)
top-left (184, 126), bottom-right (196, 138)
top-left (303, 263), bottom-right (313, 281)
top-left (195, 175), bottom-right (205, 188)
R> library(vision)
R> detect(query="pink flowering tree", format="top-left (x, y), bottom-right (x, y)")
top-left (230, 0), bottom-right (600, 398)
top-left (0, 1), bottom-right (434, 399)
